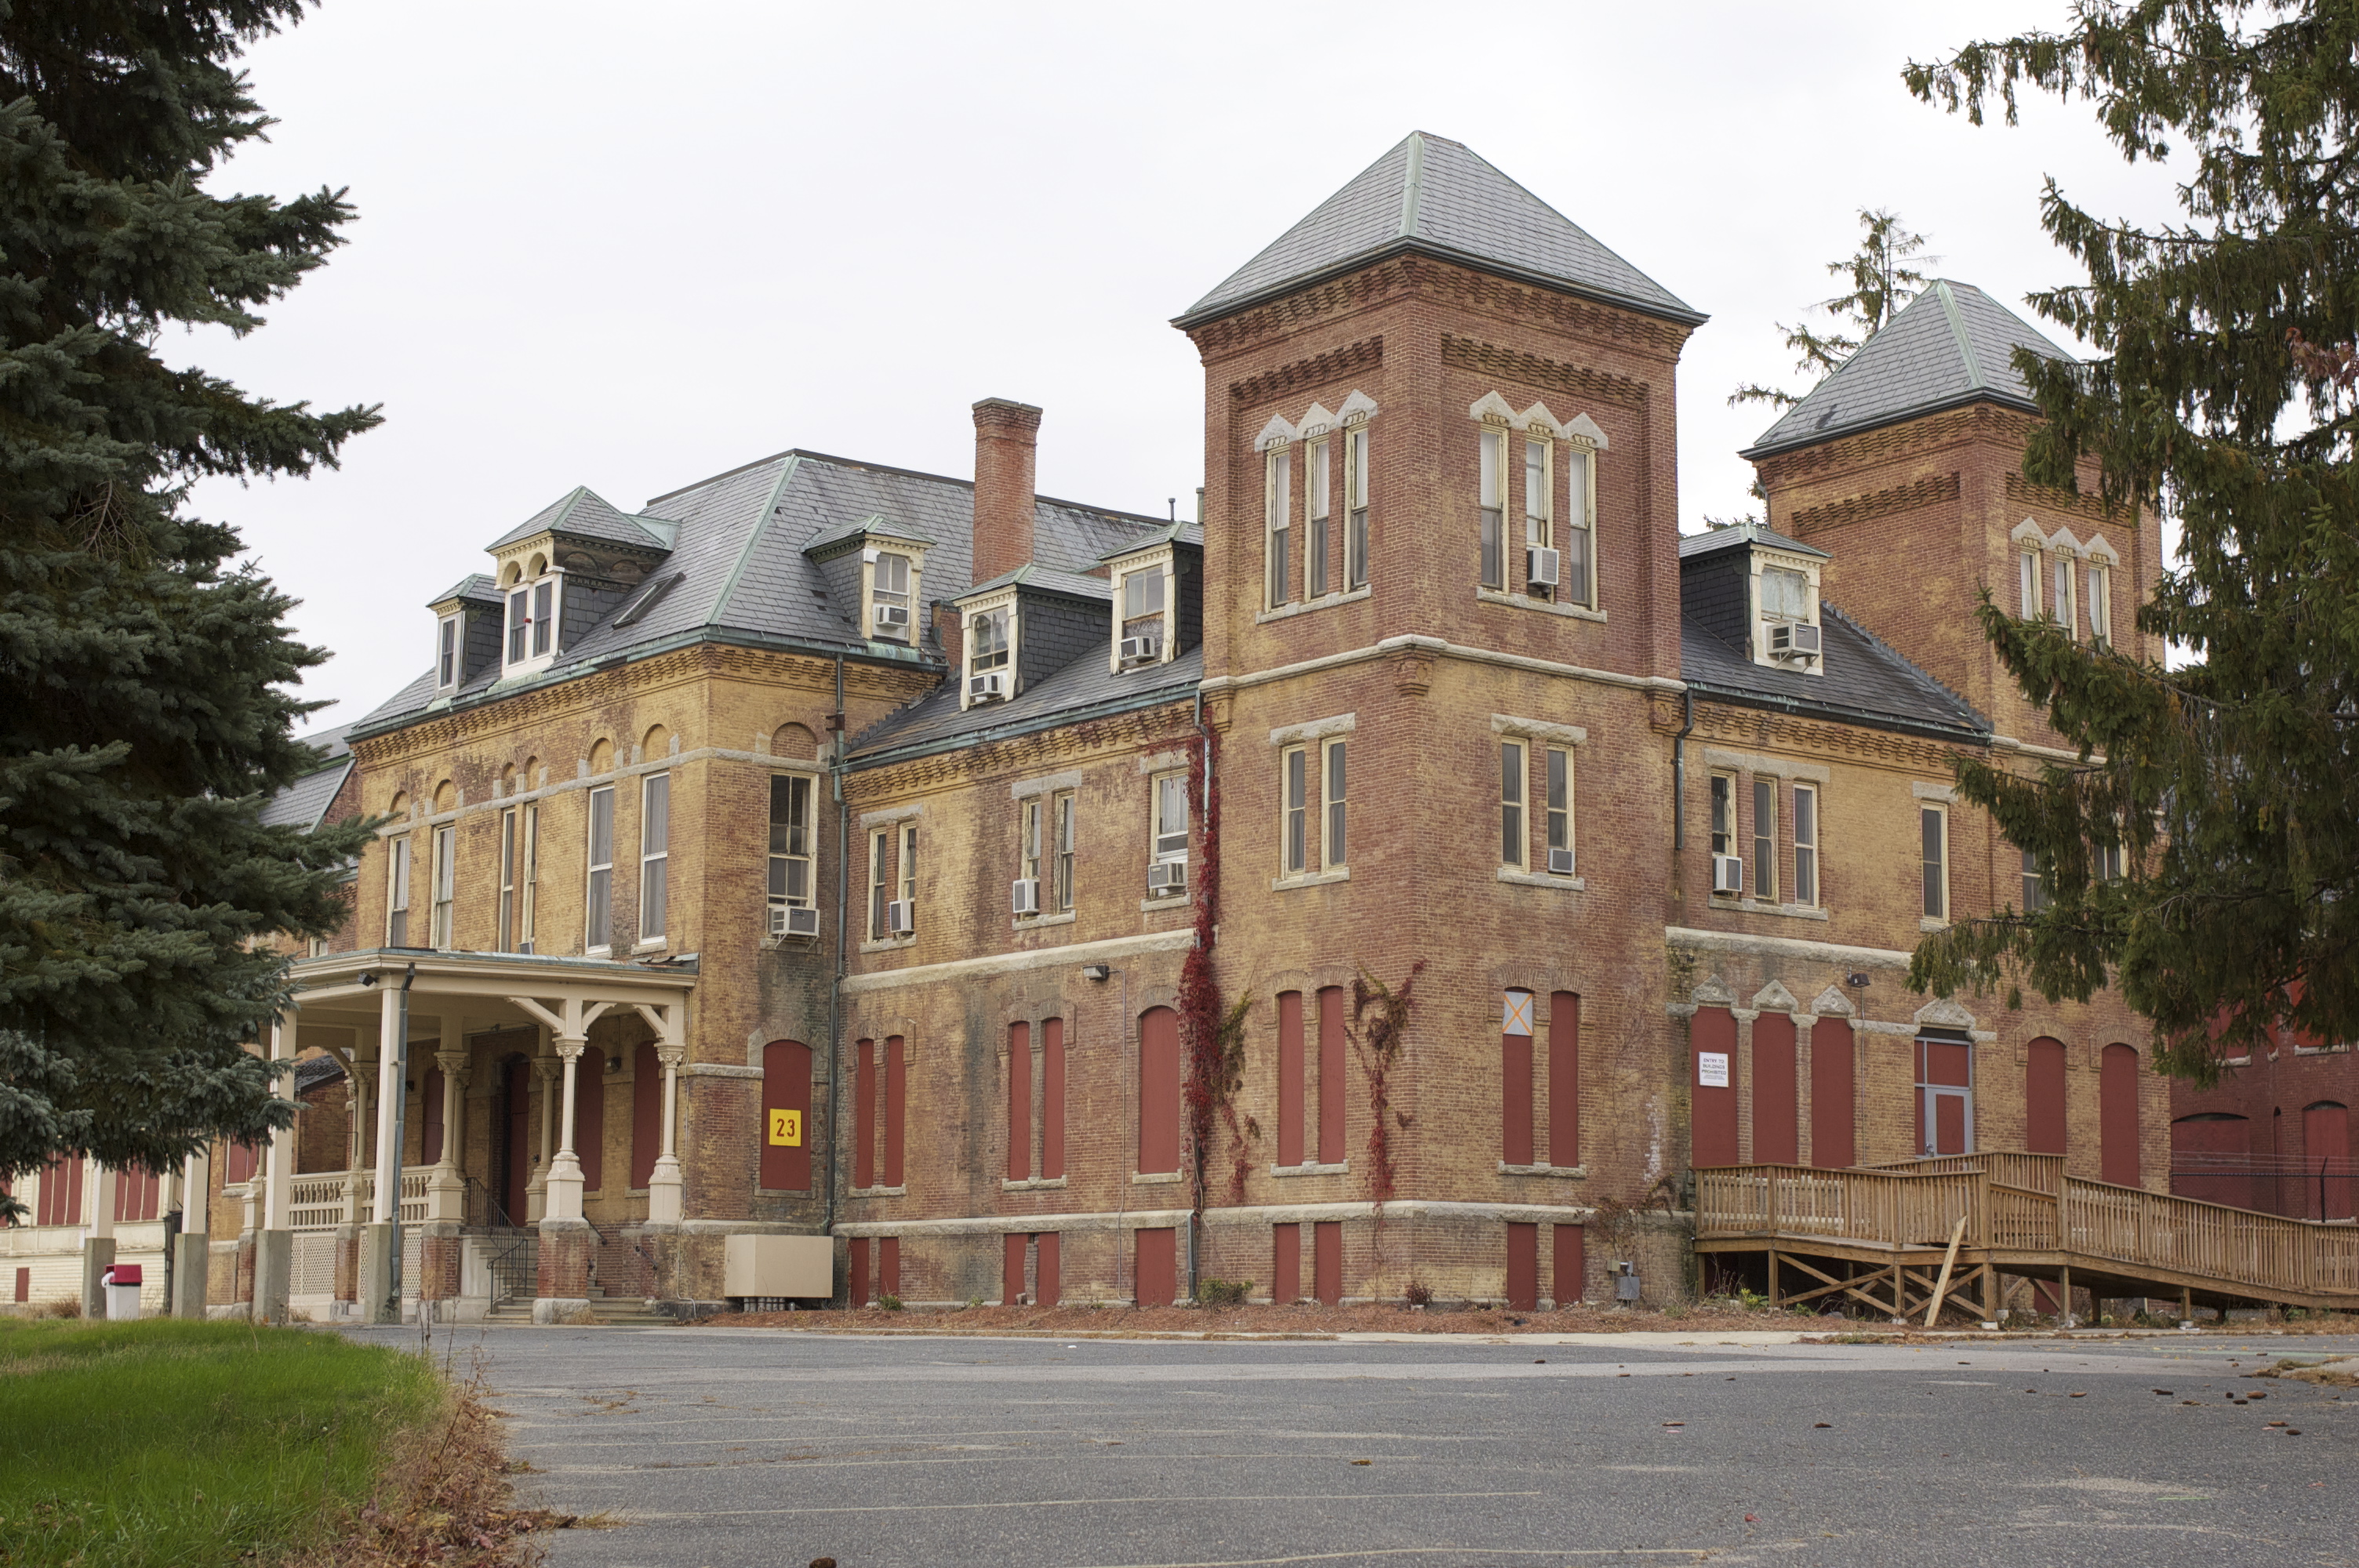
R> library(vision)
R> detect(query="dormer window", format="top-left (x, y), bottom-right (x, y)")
top-left (966, 604), bottom-right (1012, 705)
top-left (1760, 567), bottom-right (1809, 622)
top-left (871, 551), bottom-right (913, 642)
top-left (436, 615), bottom-right (460, 690)
top-left (1118, 564), bottom-right (1167, 666)
top-left (502, 557), bottom-right (561, 673)
top-left (1746, 541), bottom-right (1826, 674)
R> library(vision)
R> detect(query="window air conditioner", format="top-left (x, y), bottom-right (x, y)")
top-left (1118, 633), bottom-right (1161, 666)
top-left (885, 900), bottom-right (914, 935)
top-left (769, 904), bottom-right (819, 938)
top-left (1527, 546), bottom-right (1561, 588)
top-left (1769, 621), bottom-right (1822, 661)
top-left (873, 603), bottom-right (911, 630)
top-left (1148, 860), bottom-right (1186, 895)
top-left (968, 672), bottom-right (1007, 702)
top-left (1711, 855), bottom-right (1744, 895)
top-left (1547, 848), bottom-right (1576, 877)
top-left (1012, 878), bottom-right (1041, 916)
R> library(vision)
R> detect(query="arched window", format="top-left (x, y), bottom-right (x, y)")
top-left (1138, 1007), bottom-right (1181, 1174)
top-left (2024, 1037), bottom-right (2068, 1155)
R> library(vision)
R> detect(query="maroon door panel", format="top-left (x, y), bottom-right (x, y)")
top-left (1550, 993), bottom-right (1580, 1168)
top-left (1313, 1220), bottom-right (1342, 1306)
top-left (849, 1236), bottom-right (871, 1306)
top-left (1041, 1018), bottom-right (1067, 1180)
top-left (1272, 1223), bottom-right (1300, 1305)
top-left (1139, 1009), bottom-right (1181, 1174)
top-left (1317, 989), bottom-right (1347, 1164)
top-left (1006, 1022), bottom-right (1031, 1182)
top-left (1692, 1009), bottom-right (1739, 1166)
top-left (1277, 992), bottom-right (1304, 1167)
top-left (1035, 1233), bottom-right (1060, 1307)
top-left (1501, 1031), bottom-right (1534, 1166)
top-left (878, 1236), bottom-right (900, 1299)
top-left (1809, 1017), bottom-right (1855, 1169)
top-left (2303, 1102), bottom-right (2350, 1220)
top-left (2025, 1037), bottom-right (2068, 1155)
top-left (759, 1040), bottom-right (812, 1192)
top-left (1505, 1222), bottom-right (1538, 1312)
top-left (631, 1040), bottom-right (661, 1190)
top-left (1752, 1014), bottom-right (1798, 1165)
top-left (1005, 1232), bottom-right (1027, 1306)
top-left (1135, 1227), bottom-right (1176, 1307)
top-left (1554, 1223), bottom-right (1586, 1306)
top-left (2099, 1043), bottom-right (2140, 1185)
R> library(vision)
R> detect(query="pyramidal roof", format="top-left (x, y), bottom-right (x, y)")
top-left (1176, 132), bottom-right (1701, 328)
top-left (1741, 280), bottom-right (2076, 459)
top-left (485, 485), bottom-right (676, 553)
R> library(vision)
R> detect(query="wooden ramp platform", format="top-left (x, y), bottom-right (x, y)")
top-left (1696, 1153), bottom-right (2359, 1320)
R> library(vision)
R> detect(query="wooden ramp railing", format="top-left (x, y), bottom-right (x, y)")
top-left (1697, 1155), bottom-right (2359, 1311)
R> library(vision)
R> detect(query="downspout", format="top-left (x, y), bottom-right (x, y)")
top-left (1187, 683), bottom-right (1212, 1301)
top-left (824, 652), bottom-right (847, 1237)
top-left (1673, 687), bottom-right (1693, 852)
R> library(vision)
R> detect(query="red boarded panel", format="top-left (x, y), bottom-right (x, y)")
top-left (1549, 993), bottom-right (1579, 1169)
top-left (879, 1236), bottom-right (900, 1300)
top-left (2025, 1037), bottom-right (2067, 1155)
top-left (2100, 1044), bottom-right (2141, 1185)
top-left (1935, 1092), bottom-right (1967, 1156)
top-left (631, 1041), bottom-right (661, 1189)
top-left (1005, 1231), bottom-right (1027, 1305)
top-left (1752, 1014), bottom-right (1797, 1165)
top-left (38, 1158), bottom-right (80, 1226)
top-left (1313, 1221), bottom-right (1341, 1306)
top-left (1554, 1222), bottom-right (1585, 1306)
top-left (2306, 1102), bottom-right (2352, 1220)
top-left (1135, 1227), bottom-right (1176, 1307)
top-left (1036, 1233), bottom-right (1060, 1307)
top-left (1007, 1022), bottom-right (1032, 1182)
top-left (1272, 1223), bottom-right (1300, 1305)
top-left (1138, 1008), bottom-right (1181, 1174)
top-left (1041, 1018), bottom-right (1066, 1180)
top-left (1317, 989), bottom-right (1347, 1165)
top-left (1692, 1009), bottom-right (1739, 1167)
top-left (421, 1069), bottom-right (445, 1166)
top-left (1809, 1017), bottom-right (1855, 1169)
top-left (573, 1054), bottom-right (604, 1192)
top-left (1505, 1221), bottom-right (1538, 1311)
top-left (1277, 992), bottom-right (1304, 1167)
top-left (854, 1039), bottom-right (875, 1190)
top-left (1501, 1032), bottom-right (1534, 1165)
top-left (2172, 1114), bottom-right (2252, 1207)
top-left (13, 1267), bottom-right (25, 1304)
top-left (849, 1236), bottom-right (870, 1306)
top-left (113, 1168), bottom-right (159, 1224)
top-left (760, 1040), bottom-right (812, 1192)
top-left (884, 1036), bottom-right (906, 1188)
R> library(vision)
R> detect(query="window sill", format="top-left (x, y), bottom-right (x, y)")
top-left (1140, 896), bottom-right (1191, 914)
top-left (1498, 868), bottom-right (1586, 891)
top-left (1919, 916), bottom-right (1949, 933)
top-left (1129, 1171), bottom-right (1183, 1186)
top-left (858, 935), bottom-right (918, 955)
top-left (1271, 867), bottom-right (1350, 891)
top-left (1707, 897), bottom-right (1829, 923)
top-left (1001, 1175), bottom-right (1069, 1192)
top-left (634, 937), bottom-right (667, 953)
top-left (849, 1185), bottom-right (907, 1199)
top-left (586, 945), bottom-right (612, 959)
top-left (1271, 1161), bottom-right (1349, 1178)
top-left (1498, 1162), bottom-right (1588, 1178)
top-left (754, 1187), bottom-right (816, 1198)
top-left (1477, 587), bottom-right (1605, 622)
top-left (1013, 910), bottom-right (1078, 931)
top-left (1256, 586), bottom-right (1372, 625)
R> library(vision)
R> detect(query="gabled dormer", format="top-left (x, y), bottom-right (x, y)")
top-left (1099, 524), bottom-right (1203, 673)
top-left (426, 575), bottom-right (504, 695)
top-left (483, 486), bottom-right (674, 679)
top-left (802, 514), bottom-right (934, 655)
top-left (952, 566), bottom-right (1110, 710)
top-left (1677, 521), bottom-right (1831, 677)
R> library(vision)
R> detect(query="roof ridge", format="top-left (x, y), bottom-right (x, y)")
top-left (1932, 281), bottom-right (1984, 391)
top-left (1398, 130), bottom-right (1426, 238)
top-left (707, 456), bottom-right (802, 628)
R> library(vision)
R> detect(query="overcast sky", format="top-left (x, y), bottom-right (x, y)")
top-left (182, 0), bottom-right (2170, 729)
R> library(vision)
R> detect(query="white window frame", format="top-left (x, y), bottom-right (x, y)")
top-left (1478, 426), bottom-right (1506, 591)
top-left (1266, 444), bottom-right (1293, 608)
top-left (1561, 440), bottom-right (1595, 608)
top-left (1544, 746), bottom-right (1572, 875)
top-left (1306, 437), bottom-right (1332, 597)
top-left (1019, 796), bottom-right (1045, 916)
top-left (1523, 433), bottom-right (1552, 595)
top-left (769, 775), bottom-right (813, 919)
top-left (2087, 560), bottom-right (2112, 645)
top-left (1791, 782), bottom-right (1819, 907)
top-left (1047, 792), bottom-right (1073, 914)
top-left (500, 804), bottom-right (538, 953)
top-left (868, 827), bottom-right (891, 940)
top-left (900, 822), bottom-right (919, 931)
top-left (500, 559), bottom-right (564, 675)
top-left (1152, 771), bottom-right (1189, 868)
top-left (1500, 740), bottom-right (1528, 872)
top-left (1921, 804), bottom-right (1949, 924)
top-left (2053, 555), bottom-right (2077, 639)
top-left (386, 834), bottom-right (411, 947)
top-left (2019, 549), bottom-right (2041, 619)
top-left (962, 595), bottom-right (1016, 708)
top-left (429, 824), bottom-right (455, 949)
top-left (1751, 775), bottom-right (1777, 902)
top-left (1708, 773), bottom-right (1735, 859)
top-left (436, 614), bottom-right (461, 690)
top-left (868, 550), bottom-right (915, 644)
top-left (586, 785), bottom-right (615, 953)
top-left (2021, 845), bottom-right (2047, 912)
top-left (1345, 423), bottom-right (1370, 590)
top-left (1322, 738), bottom-right (1348, 870)
top-left (639, 771), bottom-right (670, 946)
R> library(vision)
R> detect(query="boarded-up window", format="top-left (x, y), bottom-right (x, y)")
top-left (1809, 1018), bottom-right (1855, 1170)
top-left (1753, 1014), bottom-right (1797, 1165)
top-left (1313, 1220), bottom-right (1342, 1305)
top-left (1272, 1223), bottom-right (1300, 1305)
top-left (1041, 1018), bottom-right (1066, 1180)
top-left (632, 1041), bottom-right (662, 1190)
top-left (2025, 1036), bottom-right (2068, 1155)
top-left (2099, 1043), bottom-right (2140, 1185)
top-left (854, 1039), bottom-right (875, 1189)
top-left (1005, 1232), bottom-right (1027, 1305)
top-left (1554, 1223), bottom-right (1585, 1306)
top-left (1007, 1022), bottom-right (1031, 1182)
top-left (1502, 990), bottom-right (1535, 1165)
top-left (1506, 1222), bottom-right (1538, 1312)
top-left (1277, 992), bottom-right (1304, 1167)
top-left (1136, 1226), bottom-right (1176, 1306)
top-left (223, 1141), bottom-right (259, 1189)
top-left (1550, 993), bottom-right (1579, 1168)
top-left (1692, 1008), bottom-right (1739, 1167)
top-left (1915, 1035), bottom-right (1973, 1157)
top-left (849, 1236), bottom-right (870, 1306)
top-left (1035, 1232), bottom-right (1060, 1306)
top-left (879, 1236), bottom-right (900, 1300)
top-left (1139, 1007), bottom-right (1181, 1174)
top-left (112, 1167), bottom-right (160, 1224)
top-left (2172, 1112), bottom-right (2252, 1208)
top-left (761, 1040), bottom-right (812, 1192)
top-left (2303, 1102), bottom-right (2351, 1220)
top-left (12, 1267), bottom-right (25, 1302)
top-left (421, 1068), bottom-right (445, 1166)
top-left (38, 1158), bottom-right (81, 1227)
top-left (884, 1036), bottom-right (906, 1188)
top-left (1317, 987), bottom-right (1346, 1164)
top-left (573, 1055), bottom-right (604, 1192)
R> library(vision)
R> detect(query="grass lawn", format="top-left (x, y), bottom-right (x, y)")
top-left (0, 1317), bottom-right (442, 1567)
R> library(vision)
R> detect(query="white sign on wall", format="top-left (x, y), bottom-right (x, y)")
top-left (1697, 1051), bottom-right (1730, 1089)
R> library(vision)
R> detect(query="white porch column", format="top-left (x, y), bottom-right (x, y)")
top-left (427, 1010), bottom-right (468, 1221)
top-left (89, 1163), bottom-right (117, 1242)
top-left (526, 1044), bottom-right (555, 1222)
top-left (262, 1014), bottom-right (294, 1232)
top-left (543, 1034), bottom-right (587, 1221)
top-left (636, 1000), bottom-right (687, 1225)
top-left (373, 983), bottom-right (404, 1224)
top-left (83, 1162), bottom-right (118, 1319)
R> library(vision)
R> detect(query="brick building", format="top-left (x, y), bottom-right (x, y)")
top-left (5, 132), bottom-right (2194, 1322)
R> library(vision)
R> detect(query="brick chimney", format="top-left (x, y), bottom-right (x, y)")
top-left (970, 397), bottom-right (1042, 587)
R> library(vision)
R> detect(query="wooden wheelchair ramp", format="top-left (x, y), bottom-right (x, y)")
top-left (1696, 1153), bottom-right (2359, 1318)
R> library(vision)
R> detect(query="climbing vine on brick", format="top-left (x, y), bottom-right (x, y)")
top-left (1180, 728), bottom-right (1241, 1218)
top-left (1347, 960), bottom-right (1425, 1208)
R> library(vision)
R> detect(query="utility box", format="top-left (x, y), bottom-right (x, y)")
top-left (102, 1263), bottom-right (144, 1320)
top-left (724, 1234), bottom-right (833, 1300)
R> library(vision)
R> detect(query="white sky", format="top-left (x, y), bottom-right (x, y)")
top-left (182, 0), bottom-right (2168, 728)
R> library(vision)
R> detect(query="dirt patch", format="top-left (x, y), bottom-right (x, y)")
top-left (2251, 1356), bottom-right (2359, 1387)
top-left (704, 1300), bottom-right (1808, 1337)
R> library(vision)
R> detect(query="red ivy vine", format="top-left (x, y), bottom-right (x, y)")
top-left (1347, 961), bottom-right (1424, 1209)
top-left (1179, 727), bottom-right (1252, 1215)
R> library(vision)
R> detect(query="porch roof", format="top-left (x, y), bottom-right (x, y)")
top-left (286, 948), bottom-right (696, 1038)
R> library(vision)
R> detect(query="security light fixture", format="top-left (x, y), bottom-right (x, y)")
top-left (1082, 964), bottom-right (1111, 982)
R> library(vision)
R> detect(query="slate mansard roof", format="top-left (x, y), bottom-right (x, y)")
top-left (350, 452), bottom-right (1176, 739)
top-left (259, 723), bottom-right (356, 833)
top-left (1742, 280), bottom-right (2075, 459)
top-left (1177, 131), bottom-right (1702, 328)
top-left (1677, 590), bottom-right (1986, 742)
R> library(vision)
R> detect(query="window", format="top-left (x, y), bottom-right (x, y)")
top-left (2054, 556), bottom-right (2077, 637)
top-left (1019, 796), bottom-right (1044, 910)
top-left (1479, 428), bottom-right (1505, 590)
top-left (506, 587), bottom-right (529, 663)
top-left (386, 835), bottom-right (411, 946)
top-left (1523, 437), bottom-right (1550, 593)
top-left (1545, 747), bottom-right (1572, 873)
top-left (1153, 771), bottom-right (1188, 866)
top-left (1323, 739), bottom-right (1347, 869)
top-left (640, 772), bottom-right (670, 942)
top-left (1503, 989), bottom-right (1536, 1165)
top-left (437, 615), bottom-right (460, 688)
top-left (2095, 829), bottom-right (2125, 882)
top-left (1791, 783), bottom-right (1818, 906)
top-left (1048, 793), bottom-right (1073, 913)
top-left (1500, 740), bottom-right (1527, 869)
top-left (1751, 777), bottom-right (1776, 901)
top-left (1562, 445), bottom-right (1593, 607)
top-left (900, 822), bottom-right (918, 930)
top-left (769, 776), bottom-right (812, 918)
top-left (868, 829), bottom-right (890, 939)
top-left (500, 804), bottom-right (537, 953)
top-left (1921, 805), bottom-right (1948, 921)
top-left (2020, 846), bottom-right (2046, 911)
top-left (1346, 425), bottom-right (1369, 590)
top-left (1282, 746), bottom-right (1308, 874)
top-left (969, 606), bottom-right (1011, 684)
top-left (532, 579), bottom-right (554, 656)
top-left (2088, 562), bottom-right (2112, 644)
top-left (2019, 549), bottom-right (2041, 617)
top-left (586, 786), bottom-right (615, 949)
top-left (1265, 445), bottom-right (1292, 608)
top-left (1307, 438), bottom-right (1331, 597)
top-left (1121, 566), bottom-right (1165, 646)
top-left (1708, 774), bottom-right (1734, 859)
top-left (1760, 567), bottom-right (1808, 621)
top-left (429, 824), bottom-right (455, 949)
top-left (871, 552), bottom-right (912, 642)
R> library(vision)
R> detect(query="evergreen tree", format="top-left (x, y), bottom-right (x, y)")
top-left (0, 1), bottom-right (378, 1194)
top-left (1903, 0), bottom-right (2359, 1080)
top-left (1730, 209), bottom-right (1939, 410)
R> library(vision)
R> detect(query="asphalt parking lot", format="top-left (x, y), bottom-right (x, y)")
top-left (351, 1324), bottom-right (2359, 1568)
